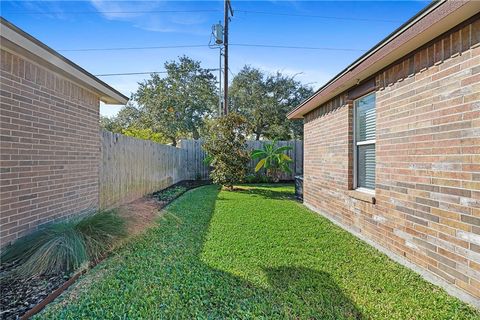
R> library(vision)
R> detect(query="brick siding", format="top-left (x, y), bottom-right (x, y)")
top-left (303, 18), bottom-right (480, 301)
top-left (0, 48), bottom-right (101, 247)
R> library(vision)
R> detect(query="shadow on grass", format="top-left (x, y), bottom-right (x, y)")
top-left (41, 185), bottom-right (362, 319)
top-left (196, 186), bottom-right (362, 319)
top-left (161, 185), bottom-right (361, 318)
top-left (233, 184), bottom-right (296, 200)
top-left (264, 266), bottom-right (362, 319)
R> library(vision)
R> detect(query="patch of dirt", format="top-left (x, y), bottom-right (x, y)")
top-left (120, 180), bottom-right (210, 236)
top-left (222, 186), bottom-right (249, 191)
top-left (118, 197), bottom-right (163, 236)
top-left (0, 180), bottom-right (210, 319)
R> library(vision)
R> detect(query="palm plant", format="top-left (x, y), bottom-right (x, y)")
top-left (251, 141), bottom-right (293, 182)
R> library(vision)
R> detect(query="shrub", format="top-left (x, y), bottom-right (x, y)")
top-left (252, 140), bottom-right (293, 182)
top-left (76, 211), bottom-right (126, 262)
top-left (1, 210), bottom-right (126, 278)
top-left (1, 221), bottom-right (88, 277)
top-left (154, 186), bottom-right (187, 202)
top-left (244, 173), bottom-right (270, 184)
top-left (202, 113), bottom-right (250, 190)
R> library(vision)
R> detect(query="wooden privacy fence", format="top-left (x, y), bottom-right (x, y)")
top-left (100, 132), bottom-right (303, 208)
top-left (100, 131), bottom-right (186, 208)
top-left (179, 139), bottom-right (303, 181)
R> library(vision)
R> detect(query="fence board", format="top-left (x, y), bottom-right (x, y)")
top-left (100, 131), bottom-right (186, 208)
top-left (179, 139), bottom-right (303, 181)
top-left (100, 133), bottom-right (303, 208)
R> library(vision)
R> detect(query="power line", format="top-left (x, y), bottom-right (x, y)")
top-left (95, 69), bottom-right (220, 77)
top-left (58, 43), bottom-right (366, 52)
top-left (2, 8), bottom-right (401, 23)
top-left (95, 71), bottom-right (167, 77)
top-left (59, 44), bottom-right (209, 52)
top-left (4, 9), bottom-right (221, 15)
top-left (236, 10), bottom-right (402, 23)
top-left (233, 43), bottom-right (365, 52)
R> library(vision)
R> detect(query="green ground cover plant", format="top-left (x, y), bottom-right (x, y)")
top-left (153, 186), bottom-right (187, 202)
top-left (38, 185), bottom-right (479, 319)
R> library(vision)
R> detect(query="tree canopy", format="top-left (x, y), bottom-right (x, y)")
top-left (100, 103), bottom-right (141, 133)
top-left (100, 59), bottom-right (314, 144)
top-left (229, 66), bottom-right (313, 140)
top-left (133, 56), bottom-right (218, 146)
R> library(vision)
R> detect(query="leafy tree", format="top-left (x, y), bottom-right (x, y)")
top-left (100, 116), bottom-right (117, 132)
top-left (202, 113), bottom-right (250, 190)
top-left (229, 66), bottom-right (313, 140)
top-left (252, 141), bottom-right (293, 182)
top-left (134, 56), bottom-right (217, 146)
top-left (100, 103), bottom-right (142, 134)
top-left (122, 126), bottom-right (167, 144)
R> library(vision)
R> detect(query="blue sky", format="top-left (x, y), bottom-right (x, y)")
top-left (1, 1), bottom-right (429, 117)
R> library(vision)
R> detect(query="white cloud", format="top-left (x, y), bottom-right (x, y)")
top-left (89, 0), bottom-right (211, 34)
top-left (100, 102), bottom-right (125, 118)
top-left (17, 0), bottom-right (74, 20)
top-left (251, 64), bottom-right (331, 90)
top-left (90, 0), bottom-right (162, 20)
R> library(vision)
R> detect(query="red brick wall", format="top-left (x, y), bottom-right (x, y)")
top-left (0, 48), bottom-right (101, 247)
top-left (303, 18), bottom-right (480, 302)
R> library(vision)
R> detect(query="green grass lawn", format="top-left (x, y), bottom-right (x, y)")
top-left (38, 184), bottom-right (479, 319)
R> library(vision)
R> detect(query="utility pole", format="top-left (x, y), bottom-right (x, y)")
top-left (223, 0), bottom-right (233, 115)
top-left (218, 47), bottom-right (223, 116)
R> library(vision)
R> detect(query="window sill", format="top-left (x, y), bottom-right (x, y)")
top-left (348, 189), bottom-right (376, 204)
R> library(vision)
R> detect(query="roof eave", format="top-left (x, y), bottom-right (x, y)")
top-left (288, 0), bottom-right (479, 119)
top-left (0, 17), bottom-right (128, 105)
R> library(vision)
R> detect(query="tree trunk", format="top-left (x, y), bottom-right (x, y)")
top-left (192, 128), bottom-right (200, 140)
top-left (273, 169), bottom-right (280, 183)
top-left (255, 132), bottom-right (261, 140)
top-left (268, 168), bottom-right (280, 183)
top-left (170, 137), bottom-right (177, 147)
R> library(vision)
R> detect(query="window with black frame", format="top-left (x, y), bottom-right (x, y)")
top-left (354, 93), bottom-right (376, 191)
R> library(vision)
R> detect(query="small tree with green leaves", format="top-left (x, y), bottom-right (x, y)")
top-left (202, 113), bottom-right (250, 190)
top-left (252, 141), bottom-right (293, 182)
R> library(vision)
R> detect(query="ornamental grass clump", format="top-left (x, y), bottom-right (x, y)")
top-left (76, 211), bottom-right (127, 262)
top-left (1, 221), bottom-right (87, 277)
top-left (1, 210), bottom-right (126, 278)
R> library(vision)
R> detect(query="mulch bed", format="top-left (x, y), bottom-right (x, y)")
top-left (153, 180), bottom-right (208, 203)
top-left (0, 180), bottom-right (210, 320)
top-left (0, 263), bottom-right (68, 320)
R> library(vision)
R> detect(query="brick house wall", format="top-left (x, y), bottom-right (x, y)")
top-left (303, 18), bottom-right (480, 302)
top-left (0, 48), bottom-right (101, 247)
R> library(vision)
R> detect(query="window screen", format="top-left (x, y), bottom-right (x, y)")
top-left (354, 93), bottom-right (376, 190)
